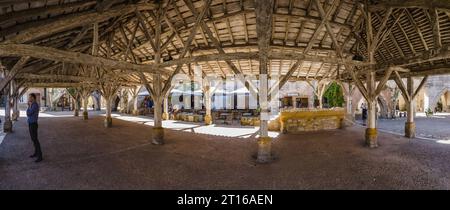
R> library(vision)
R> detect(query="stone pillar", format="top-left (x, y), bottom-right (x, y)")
top-left (104, 96), bottom-right (112, 128)
top-left (204, 86), bottom-right (212, 125)
top-left (162, 97), bottom-right (169, 120)
top-left (405, 76), bottom-right (415, 138)
top-left (365, 71), bottom-right (378, 148)
top-left (152, 74), bottom-right (164, 145)
top-left (3, 85), bottom-right (12, 132)
top-left (83, 95), bottom-right (89, 120)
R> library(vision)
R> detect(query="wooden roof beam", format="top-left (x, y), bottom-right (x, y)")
top-left (3, 3), bottom-right (156, 44)
top-left (405, 10), bottom-right (429, 51)
top-left (431, 7), bottom-right (442, 50)
top-left (0, 44), bottom-right (165, 74)
top-left (161, 0), bottom-right (213, 96)
top-left (369, 0), bottom-right (450, 13)
top-left (0, 0), bottom-right (97, 25)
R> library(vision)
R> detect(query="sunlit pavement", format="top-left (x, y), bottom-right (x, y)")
top-left (356, 112), bottom-right (450, 142)
top-left (113, 115), bottom-right (279, 139)
top-left (0, 109), bottom-right (279, 142)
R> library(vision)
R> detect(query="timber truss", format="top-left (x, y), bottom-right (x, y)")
top-left (0, 0), bottom-right (450, 97)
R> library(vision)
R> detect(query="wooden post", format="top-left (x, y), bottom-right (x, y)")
top-left (104, 95), bottom-right (113, 128)
top-left (364, 2), bottom-right (379, 148)
top-left (132, 94), bottom-right (139, 116)
top-left (340, 82), bottom-right (355, 122)
top-left (162, 97), bottom-right (169, 120)
top-left (255, 0), bottom-right (274, 163)
top-left (3, 83), bottom-right (12, 132)
top-left (12, 95), bottom-right (19, 121)
top-left (318, 88), bottom-right (323, 108)
top-left (317, 83), bottom-right (325, 108)
top-left (204, 85), bottom-right (212, 125)
top-left (366, 70), bottom-right (378, 147)
top-left (11, 80), bottom-right (20, 121)
top-left (405, 76), bottom-right (415, 138)
top-left (120, 90), bottom-right (128, 113)
top-left (73, 96), bottom-right (80, 117)
top-left (82, 95), bottom-right (89, 120)
top-left (82, 89), bottom-right (90, 120)
top-left (152, 73), bottom-right (164, 144)
top-left (150, 4), bottom-right (165, 145)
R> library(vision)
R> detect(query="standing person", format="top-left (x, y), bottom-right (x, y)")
top-left (27, 93), bottom-right (43, 163)
top-left (361, 103), bottom-right (368, 126)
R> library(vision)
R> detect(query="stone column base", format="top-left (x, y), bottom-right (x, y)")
top-left (256, 136), bottom-right (272, 163)
top-left (83, 111), bottom-right (88, 120)
top-left (405, 122), bottom-right (416, 138)
top-left (365, 128), bottom-right (378, 148)
top-left (162, 112), bottom-right (169, 120)
top-left (204, 114), bottom-right (212, 125)
top-left (3, 120), bottom-right (12, 132)
top-left (104, 117), bottom-right (112, 128)
top-left (152, 127), bottom-right (165, 145)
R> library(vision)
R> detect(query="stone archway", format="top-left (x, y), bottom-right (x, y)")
top-left (433, 88), bottom-right (450, 112)
top-left (428, 87), bottom-right (450, 112)
top-left (113, 95), bottom-right (120, 112)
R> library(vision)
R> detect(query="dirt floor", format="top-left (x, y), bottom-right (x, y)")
top-left (1, 112), bottom-right (450, 190)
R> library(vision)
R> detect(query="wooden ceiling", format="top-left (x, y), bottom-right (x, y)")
top-left (1, 0), bottom-right (450, 89)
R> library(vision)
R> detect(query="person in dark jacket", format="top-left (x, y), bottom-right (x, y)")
top-left (27, 93), bottom-right (42, 163)
top-left (361, 103), bottom-right (368, 126)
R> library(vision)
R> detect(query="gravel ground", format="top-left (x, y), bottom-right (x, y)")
top-left (1, 112), bottom-right (450, 189)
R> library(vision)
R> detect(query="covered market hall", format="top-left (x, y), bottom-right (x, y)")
top-left (1, 0), bottom-right (450, 190)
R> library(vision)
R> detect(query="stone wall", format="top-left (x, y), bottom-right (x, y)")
top-left (278, 109), bottom-right (345, 134)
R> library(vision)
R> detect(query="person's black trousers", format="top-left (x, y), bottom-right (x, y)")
top-left (28, 123), bottom-right (42, 157)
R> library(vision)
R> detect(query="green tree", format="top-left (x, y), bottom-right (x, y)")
top-left (323, 82), bottom-right (344, 107)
